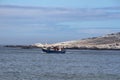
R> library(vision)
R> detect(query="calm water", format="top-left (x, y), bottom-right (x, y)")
top-left (0, 47), bottom-right (120, 80)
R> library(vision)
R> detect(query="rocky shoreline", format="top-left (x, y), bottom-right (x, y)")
top-left (4, 32), bottom-right (120, 50)
top-left (4, 45), bottom-right (120, 50)
top-left (34, 32), bottom-right (120, 50)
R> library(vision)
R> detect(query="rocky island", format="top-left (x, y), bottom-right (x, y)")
top-left (34, 32), bottom-right (120, 50)
top-left (4, 32), bottom-right (120, 50)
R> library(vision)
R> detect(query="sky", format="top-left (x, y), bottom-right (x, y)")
top-left (0, 0), bottom-right (120, 45)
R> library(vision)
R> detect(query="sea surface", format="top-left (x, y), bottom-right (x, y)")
top-left (0, 47), bottom-right (120, 80)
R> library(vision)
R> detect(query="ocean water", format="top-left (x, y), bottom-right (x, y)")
top-left (0, 47), bottom-right (120, 80)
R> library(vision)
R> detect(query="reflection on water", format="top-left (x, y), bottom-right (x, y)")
top-left (0, 47), bottom-right (120, 80)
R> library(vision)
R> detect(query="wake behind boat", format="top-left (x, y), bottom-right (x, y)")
top-left (42, 46), bottom-right (66, 53)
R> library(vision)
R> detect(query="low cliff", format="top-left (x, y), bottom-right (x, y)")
top-left (35, 32), bottom-right (120, 50)
top-left (51, 32), bottom-right (120, 50)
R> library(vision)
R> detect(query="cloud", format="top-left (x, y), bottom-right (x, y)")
top-left (0, 5), bottom-right (120, 32)
top-left (0, 5), bottom-right (120, 22)
top-left (0, 5), bottom-right (120, 44)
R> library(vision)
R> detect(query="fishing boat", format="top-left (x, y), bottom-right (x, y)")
top-left (42, 47), bottom-right (66, 53)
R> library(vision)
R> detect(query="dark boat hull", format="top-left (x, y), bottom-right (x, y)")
top-left (42, 48), bottom-right (66, 53)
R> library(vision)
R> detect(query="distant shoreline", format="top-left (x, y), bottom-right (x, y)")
top-left (2, 32), bottom-right (120, 50)
top-left (3, 45), bottom-right (120, 50)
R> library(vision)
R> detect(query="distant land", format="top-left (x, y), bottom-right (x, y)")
top-left (5, 32), bottom-right (120, 50)
top-left (34, 32), bottom-right (120, 50)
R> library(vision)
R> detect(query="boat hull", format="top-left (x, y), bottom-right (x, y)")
top-left (42, 48), bottom-right (66, 53)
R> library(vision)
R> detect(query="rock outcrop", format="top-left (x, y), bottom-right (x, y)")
top-left (35, 32), bottom-right (120, 50)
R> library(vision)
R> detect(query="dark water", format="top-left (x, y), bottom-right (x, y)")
top-left (0, 47), bottom-right (120, 80)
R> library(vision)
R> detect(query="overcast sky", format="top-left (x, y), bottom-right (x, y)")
top-left (0, 0), bottom-right (120, 45)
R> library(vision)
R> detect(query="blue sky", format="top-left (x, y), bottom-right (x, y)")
top-left (0, 0), bottom-right (120, 45)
